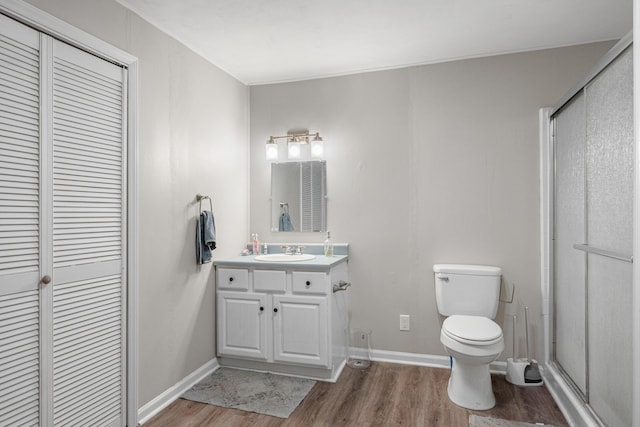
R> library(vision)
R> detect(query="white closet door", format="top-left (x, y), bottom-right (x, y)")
top-left (51, 40), bottom-right (125, 427)
top-left (0, 14), bottom-right (41, 427)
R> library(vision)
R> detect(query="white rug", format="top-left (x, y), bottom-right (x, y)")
top-left (181, 368), bottom-right (316, 419)
top-left (469, 415), bottom-right (556, 427)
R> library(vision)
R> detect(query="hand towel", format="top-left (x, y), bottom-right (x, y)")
top-left (279, 212), bottom-right (294, 232)
top-left (196, 210), bottom-right (216, 264)
top-left (201, 210), bottom-right (216, 250)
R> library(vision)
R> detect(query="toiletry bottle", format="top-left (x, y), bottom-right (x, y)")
top-left (263, 242), bottom-right (268, 255)
top-left (253, 233), bottom-right (259, 255)
top-left (324, 231), bottom-right (334, 257)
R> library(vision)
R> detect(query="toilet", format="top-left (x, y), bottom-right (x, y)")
top-left (433, 264), bottom-right (504, 410)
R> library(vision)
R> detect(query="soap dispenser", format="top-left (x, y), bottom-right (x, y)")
top-left (252, 233), bottom-right (260, 255)
top-left (324, 231), bottom-right (334, 257)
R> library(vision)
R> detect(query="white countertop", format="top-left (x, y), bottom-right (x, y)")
top-left (213, 254), bottom-right (348, 271)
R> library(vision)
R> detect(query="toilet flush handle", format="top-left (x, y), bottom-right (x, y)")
top-left (437, 274), bottom-right (449, 282)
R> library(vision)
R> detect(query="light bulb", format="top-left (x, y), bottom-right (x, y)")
top-left (288, 141), bottom-right (301, 159)
top-left (265, 141), bottom-right (278, 161)
top-left (310, 136), bottom-right (324, 158)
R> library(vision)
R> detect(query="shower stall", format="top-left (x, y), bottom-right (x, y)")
top-left (541, 35), bottom-right (635, 427)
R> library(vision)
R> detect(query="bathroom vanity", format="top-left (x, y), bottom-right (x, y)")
top-left (213, 249), bottom-right (349, 382)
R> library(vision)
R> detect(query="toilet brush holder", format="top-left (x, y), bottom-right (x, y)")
top-left (506, 358), bottom-right (543, 387)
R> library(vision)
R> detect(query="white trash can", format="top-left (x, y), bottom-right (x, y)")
top-left (347, 329), bottom-right (372, 369)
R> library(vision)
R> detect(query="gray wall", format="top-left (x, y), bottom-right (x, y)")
top-left (249, 42), bottom-right (614, 360)
top-left (23, 0), bottom-right (249, 406)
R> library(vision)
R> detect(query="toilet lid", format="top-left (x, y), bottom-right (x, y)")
top-left (443, 315), bottom-right (502, 343)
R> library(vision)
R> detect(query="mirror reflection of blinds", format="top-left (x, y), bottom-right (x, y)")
top-left (300, 162), bottom-right (326, 232)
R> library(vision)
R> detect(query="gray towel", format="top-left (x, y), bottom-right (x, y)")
top-left (279, 212), bottom-right (293, 232)
top-left (196, 210), bottom-right (216, 264)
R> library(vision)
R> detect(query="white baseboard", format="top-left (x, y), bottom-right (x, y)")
top-left (137, 358), bottom-right (220, 425)
top-left (349, 347), bottom-right (508, 374)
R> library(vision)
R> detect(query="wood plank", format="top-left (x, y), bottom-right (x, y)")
top-left (144, 362), bottom-right (569, 426)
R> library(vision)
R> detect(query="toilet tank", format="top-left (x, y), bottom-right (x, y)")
top-left (433, 264), bottom-right (502, 318)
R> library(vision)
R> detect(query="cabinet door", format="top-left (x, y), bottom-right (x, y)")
top-left (217, 291), bottom-right (268, 360)
top-left (272, 295), bottom-right (329, 367)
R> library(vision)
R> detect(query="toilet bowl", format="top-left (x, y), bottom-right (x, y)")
top-left (440, 315), bottom-right (504, 410)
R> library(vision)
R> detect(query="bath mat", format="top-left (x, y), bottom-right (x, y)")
top-left (181, 368), bottom-right (316, 418)
top-left (469, 415), bottom-right (557, 427)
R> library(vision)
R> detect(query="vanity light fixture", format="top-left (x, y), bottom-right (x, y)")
top-left (265, 130), bottom-right (324, 161)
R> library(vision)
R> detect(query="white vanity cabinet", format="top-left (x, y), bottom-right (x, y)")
top-left (215, 256), bottom-right (349, 382)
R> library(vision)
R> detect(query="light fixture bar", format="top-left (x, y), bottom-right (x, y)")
top-left (268, 130), bottom-right (319, 144)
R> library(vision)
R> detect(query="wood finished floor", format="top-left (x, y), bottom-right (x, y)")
top-left (144, 362), bottom-right (568, 427)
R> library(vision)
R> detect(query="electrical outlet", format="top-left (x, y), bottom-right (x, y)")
top-left (399, 314), bottom-right (410, 331)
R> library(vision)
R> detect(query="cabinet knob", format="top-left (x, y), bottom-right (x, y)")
top-left (41, 275), bottom-right (52, 285)
top-left (305, 280), bottom-right (311, 287)
top-left (273, 308), bottom-right (278, 313)
top-left (259, 306), bottom-right (264, 312)
top-left (228, 276), bottom-right (234, 282)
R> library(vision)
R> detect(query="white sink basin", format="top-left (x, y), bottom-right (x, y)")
top-left (254, 254), bottom-right (316, 262)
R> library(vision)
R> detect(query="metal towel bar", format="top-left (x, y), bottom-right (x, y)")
top-left (572, 243), bottom-right (633, 263)
top-left (196, 193), bottom-right (213, 214)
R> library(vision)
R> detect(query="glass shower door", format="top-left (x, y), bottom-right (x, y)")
top-left (583, 47), bottom-right (633, 427)
top-left (553, 92), bottom-right (587, 396)
top-left (552, 46), bottom-right (633, 427)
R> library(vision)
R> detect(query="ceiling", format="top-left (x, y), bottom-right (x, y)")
top-left (116, 0), bottom-right (632, 85)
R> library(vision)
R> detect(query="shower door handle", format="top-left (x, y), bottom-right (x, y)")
top-left (573, 243), bottom-right (633, 263)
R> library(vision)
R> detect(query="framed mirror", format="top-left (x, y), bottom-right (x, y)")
top-left (271, 161), bottom-right (327, 232)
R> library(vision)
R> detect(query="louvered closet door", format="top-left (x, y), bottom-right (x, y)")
top-left (0, 15), bottom-right (41, 427)
top-left (300, 162), bottom-right (326, 232)
top-left (51, 40), bottom-right (126, 427)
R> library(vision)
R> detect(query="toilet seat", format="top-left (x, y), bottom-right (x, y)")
top-left (442, 315), bottom-right (502, 346)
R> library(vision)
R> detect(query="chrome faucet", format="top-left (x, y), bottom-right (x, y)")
top-left (282, 245), bottom-right (295, 255)
top-left (281, 245), bottom-right (306, 255)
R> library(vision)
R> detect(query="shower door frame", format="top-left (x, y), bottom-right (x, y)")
top-left (540, 33), bottom-right (638, 427)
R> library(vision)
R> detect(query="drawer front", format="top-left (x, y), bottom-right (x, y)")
top-left (292, 271), bottom-right (328, 295)
top-left (217, 268), bottom-right (249, 290)
top-left (253, 269), bottom-right (286, 292)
